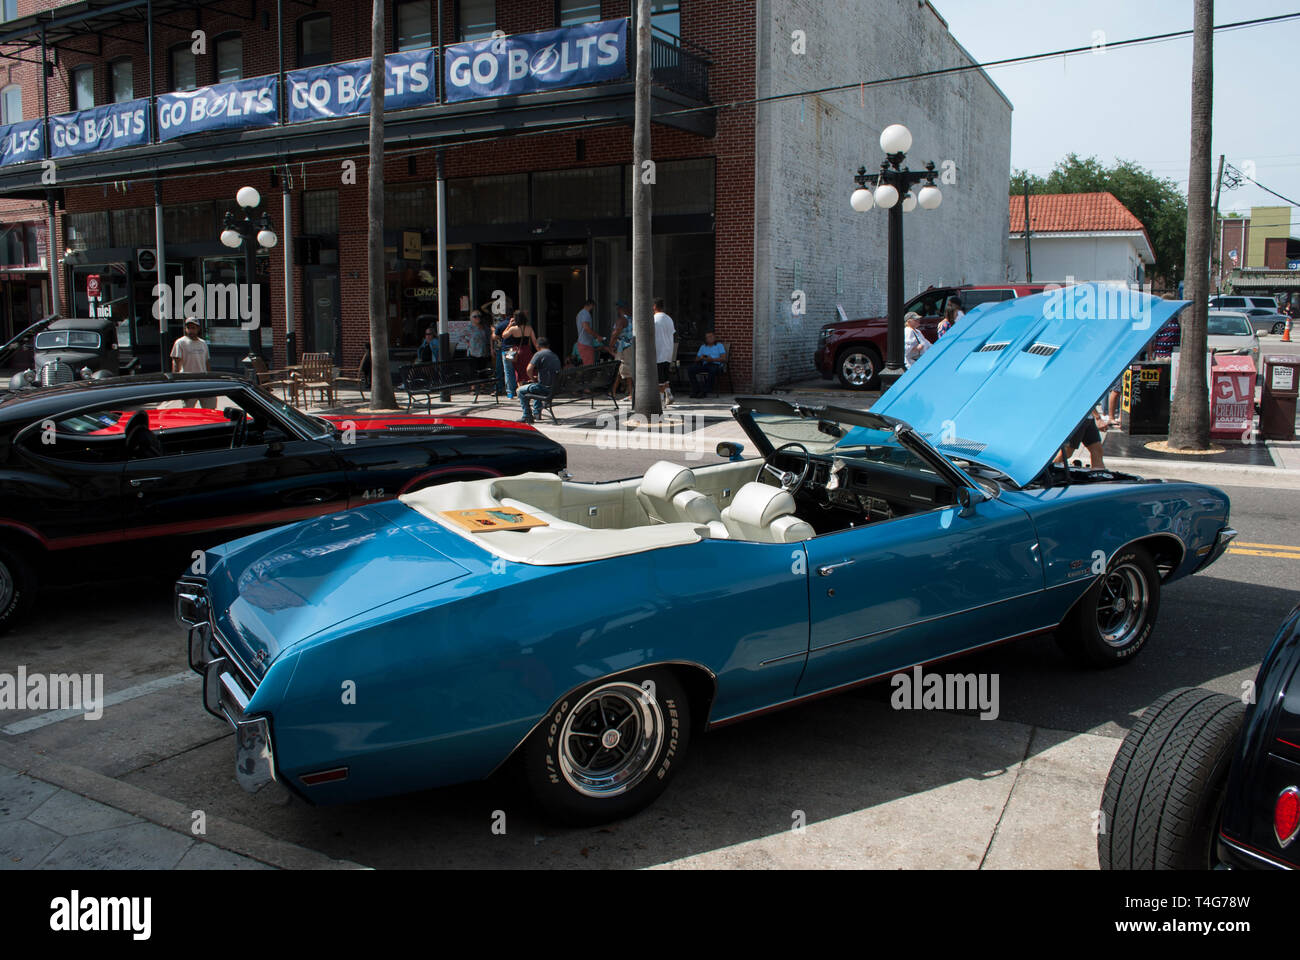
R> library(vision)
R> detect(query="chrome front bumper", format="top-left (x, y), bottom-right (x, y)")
top-left (1197, 526), bottom-right (1238, 572)
top-left (175, 578), bottom-right (281, 796)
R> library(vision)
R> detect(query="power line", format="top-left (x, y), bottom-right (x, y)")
top-left (1226, 162), bottom-right (1300, 206)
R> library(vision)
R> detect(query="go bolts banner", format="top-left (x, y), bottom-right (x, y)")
top-left (157, 75), bottom-right (279, 142)
top-left (0, 118), bottom-right (43, 167)
top-left (287, 47), bottom-right (438, 123)
top-left (444, 18), bottom-right (627, 103)
top-left (50, 99), bottom-right (150, 159)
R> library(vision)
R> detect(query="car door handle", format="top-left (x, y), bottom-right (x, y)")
top-left (817, 559), bottom-right (856, 576)
top-left (129, 477), bottom-right (163, 487)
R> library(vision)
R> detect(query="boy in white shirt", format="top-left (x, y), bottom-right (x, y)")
top-left (652, 298), bottom-right (676, 405)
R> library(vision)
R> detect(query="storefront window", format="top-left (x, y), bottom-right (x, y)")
top-left (302, 190), bottom-right (338, 235)
top-left (64, 212), bottom-right (110, 251)
top-left (533, 166), bottom-right (622, 221)
top-left (164, 202), bottom-right (218, 244)
top-left (111, 207), bottom-right (154, 248)
top-left (448, 174), bottom-right (528, 227)
top-left (457, 0), bottom-right (496, 42)
top-left (297, 14), bottom-right (332, 69)
top-left (384, 186), bottom-right (437, 229)
top-left (396, 1), bottom-right (432, 51)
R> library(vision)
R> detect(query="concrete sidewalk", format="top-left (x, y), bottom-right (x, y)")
top-left (311, 377), bottom-right (1300, 489)
top-left (0, 742), bottom-right (363, 870)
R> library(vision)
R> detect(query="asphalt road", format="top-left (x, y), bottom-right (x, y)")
top-left (1, 444), bottom-right (1297, 868)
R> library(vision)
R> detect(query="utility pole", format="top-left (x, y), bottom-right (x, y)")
top-left (367, 0), bottom-right (397, 409)
top-left (1168, 0), bottom-right (1213, 451)
top-left (1210, 154), bottom-right (1225, 293)
top-left (1023, 181), bottom-right (1033, 283)
top-left (631, 0), bottom-right (660, 416)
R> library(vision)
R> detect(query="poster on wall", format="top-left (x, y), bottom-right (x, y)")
top-left (443, 19), bottom-right (628, 103)
top-left (157, 76), bottom-right (280, 141)
top-left (286, 48), bottom-right (438, 123)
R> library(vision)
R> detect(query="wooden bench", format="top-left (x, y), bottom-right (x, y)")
top-left (400, 359), bottom-right (497, 412)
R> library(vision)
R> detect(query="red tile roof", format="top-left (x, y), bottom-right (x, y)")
top-left (1009, 192), bottom-right (1154, 261)
top-left (1009, 191), bottom-right (1145, 233)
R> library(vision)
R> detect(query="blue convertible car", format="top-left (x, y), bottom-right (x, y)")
top-left (177, 286), bottom-right (1235, 823)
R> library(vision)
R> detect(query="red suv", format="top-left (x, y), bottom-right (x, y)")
top-left (814, 284), bottom-right (1048, 389)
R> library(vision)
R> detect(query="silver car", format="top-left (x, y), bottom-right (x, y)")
top-left (1207, 310), bottom-right (1261, 371)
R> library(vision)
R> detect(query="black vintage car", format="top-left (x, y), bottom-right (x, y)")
top-left (7, 316), bottom-right (127, 391)
top-left (1099, 603), bottom-right (1300, 869)
top-left (0, 373), bottom-right (566, 634)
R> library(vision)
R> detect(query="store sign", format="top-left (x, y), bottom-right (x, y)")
top-left (0, 118), bottom-right (43, 166)
top-left (86, 274), bottom-right (101, 300)
top-left (286, 48), bottom-right (438, 123)
top-left (50, 99), bottom-right (150, 158)
top-left (444, 19), bottom-right (628, 103)
top-left (402, 231), bottom-right (423, 259)
top-left (157, 76), bottom-right (279, 142)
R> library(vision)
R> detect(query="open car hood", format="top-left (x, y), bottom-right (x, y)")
top-left (870, 284), bottom-right (1188, 487)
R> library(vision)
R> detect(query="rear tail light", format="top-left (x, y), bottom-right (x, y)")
top-left (1276, 786), bottom-right (1300, 848)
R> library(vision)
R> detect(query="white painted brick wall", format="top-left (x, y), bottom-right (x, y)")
top-left (752, 0), bottom-right (1012, 390)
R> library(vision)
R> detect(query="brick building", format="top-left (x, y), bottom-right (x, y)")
top-left (0, 0), bottom-right (1011, 389)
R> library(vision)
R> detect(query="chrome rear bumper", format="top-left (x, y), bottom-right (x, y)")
top-left (175, 577), bottom-right (283, 797)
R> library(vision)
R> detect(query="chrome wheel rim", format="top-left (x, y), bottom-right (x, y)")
top-left (558, 681), bottom-right (663, 798)
top-left (1096, 563), bottom-right (1148, 647)
top-left (0, 561), bottom-right (12, 613)
top-left (1273, 322), bottom-right (1285, 335)
top-left (841, 352), bottom-right (875, 387)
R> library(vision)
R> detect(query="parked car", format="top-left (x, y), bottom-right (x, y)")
top-left (1206, 310), bottom-right (1262, 371)
top-left (178, 284), bottom-right (1234, 824)
top-left (0, 373), bottom-right (565, 633)
top-left (1099, 603), bottom-right (1300, 869)
top-left (815, 284), bottom-right (1047, 389)
top-left (1238, 306), bottom-right (1291, 336)
top-left (1209, 294), bottom-right (1279, 312)
top-left (7, 317), bottom-right (129, 392)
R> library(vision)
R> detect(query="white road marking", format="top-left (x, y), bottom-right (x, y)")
top-left (2, 670), bottom-right (198, 736)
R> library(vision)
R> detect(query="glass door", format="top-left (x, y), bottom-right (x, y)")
top-left (304, 268), bottom-right (341, 363)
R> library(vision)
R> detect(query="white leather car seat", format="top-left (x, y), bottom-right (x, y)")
top-left (720, 482), bottom-right (815, 543)
top-left (636, 461), bottom-right (724, 528)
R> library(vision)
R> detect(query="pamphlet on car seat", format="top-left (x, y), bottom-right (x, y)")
top-left (440, 508), bottom-right (549, 532)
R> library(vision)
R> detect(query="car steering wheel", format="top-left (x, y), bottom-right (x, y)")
top-left (760, 442), bottom-right (813, 494)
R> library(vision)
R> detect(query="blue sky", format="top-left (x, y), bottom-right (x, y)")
top-left (938, 0), bottom-right (1300, 230)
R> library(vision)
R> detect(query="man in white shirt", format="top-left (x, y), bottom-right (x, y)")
top-left (652, 298), bottom-right (676, 405)
top-left (170, 318), bottom-right (210, 373)
top-left (903, 311), bottom-right (930, 369)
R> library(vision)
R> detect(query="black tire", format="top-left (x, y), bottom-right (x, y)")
top-left (0, 541), bottom-right (37, 636)
top-left (523, 668), bottom-right (691, 825)
top-left (1099, 687), bottom-right (1245, 869)
top-left (835, 345), bottom-right (882, 390)
top-left (1056, 545), bottom-right (1160, 667)
top-left (1272, 321), bottom-right (1286, 336)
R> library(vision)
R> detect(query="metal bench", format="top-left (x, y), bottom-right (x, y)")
top-left (400, 359), bottom-right (497, 412)
top-left (539, 362), bottom-right (620, 423)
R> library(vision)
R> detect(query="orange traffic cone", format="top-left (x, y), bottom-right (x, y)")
top-left (1285, 317), bottom-right (1292, 343)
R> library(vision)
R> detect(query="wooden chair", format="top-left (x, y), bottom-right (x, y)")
top-left (332, 348), bottom-right (370, 403)
top-left (295, 352), bottom-right (336, 408)
top-left (249, 357), bottom-right (298, 401)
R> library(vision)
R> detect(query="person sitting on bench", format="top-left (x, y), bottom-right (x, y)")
top-left (519, 338), bottom-right (562, 424)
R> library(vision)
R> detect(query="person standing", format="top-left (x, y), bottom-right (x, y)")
top-left (170, 317), bottom-right (210, 373)
top-left (467, 310), bottom-right (489, 364)
top-left (653, 298), bottom-right (676, 405)
top-left (948, 296), bottom-right (966, 322)
top-left (492, 311), bottom-right (512, 396)
top-left (518, 337), bottom-right (562, 424)
top-left (416, 326), bottom-right (439, 363)
top-left (935, 301), bottom-right (958, 339)
top-left (903, 312), bottom-right (930, 369)
top-left (504, 310), bottom-right (539, 389)
top-left (576, 299), bottom-right (599, 366)
top-left (688, 332), bottom-right (728, 397)
top-left (606, 301), bottom-right (633, 398)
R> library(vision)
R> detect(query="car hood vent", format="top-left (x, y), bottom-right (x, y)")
top-left (1026, 342), bottom-right (1060, 356)
top-left (977, 341), bottom-right (1010, 353)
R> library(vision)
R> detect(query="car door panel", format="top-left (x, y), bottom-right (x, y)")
top-left (798, 497), bottom-right (1044, 696)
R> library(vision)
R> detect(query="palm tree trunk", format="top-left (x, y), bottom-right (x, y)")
top-left (631, 0), bottom-right (660, 417)
top-left (1168, 0), bottom-right (1212, 449)
top-left (367, 0), bottom-right (398, 409)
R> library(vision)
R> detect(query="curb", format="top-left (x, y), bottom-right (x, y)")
top-left (0, 740), bottom-right (366, 871)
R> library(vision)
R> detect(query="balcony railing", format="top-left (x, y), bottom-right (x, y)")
top-left (641, 35), bottom-right (712, 103)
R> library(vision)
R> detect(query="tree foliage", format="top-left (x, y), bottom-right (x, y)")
top-left (1010, 154), bottom-right (1188, 284)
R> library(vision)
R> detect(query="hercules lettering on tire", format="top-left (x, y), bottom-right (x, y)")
top-left (523, 667), bottom-right (690, 824)
top-left (1056, 546), bottom-right (1160, 666)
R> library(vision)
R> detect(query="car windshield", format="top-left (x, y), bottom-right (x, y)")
top-left (35, 330), bottom-right (100, 350)
top-left (1208, 315), bottom-right (1251, 336)
top-left (749, 410), bottom-right (940, 477)
top-left (251, 385), bottom-right (332, 439)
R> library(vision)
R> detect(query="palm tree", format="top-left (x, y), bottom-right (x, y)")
top-left (1168, 0), bottom-right (1212, 449)
top-left (366, 0), bottom-right (398, 409)
top-left (631, 0), bottom-right (661, 417)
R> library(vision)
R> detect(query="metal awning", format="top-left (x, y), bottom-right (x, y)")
top-left (0, 0), bottom-right (246, 52)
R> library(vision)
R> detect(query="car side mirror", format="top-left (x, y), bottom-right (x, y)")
top-left (263, 427), bottom-right (288, 455)
top-left (955, 486), bottom-right (984, 514)
top-left (716, 441), bottom-right (745, 461)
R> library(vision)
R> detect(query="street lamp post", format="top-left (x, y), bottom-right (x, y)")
top-left (220, 186), bottom-right (277, 370)
top-left (850, 124), bottom-right (943, 392)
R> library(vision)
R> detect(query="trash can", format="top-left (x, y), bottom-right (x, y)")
top-left (1209, 355), bottom-right (1257, 441)
top-left (1260, 354), bottom-right (1299, 441)
top-left (1121, 360), bottom-right (1171, 434)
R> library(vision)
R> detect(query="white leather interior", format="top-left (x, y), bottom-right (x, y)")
top-left (636, 461), bottom-right (723, 527)
top-left (720, 482), bottom-right (815, 543)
